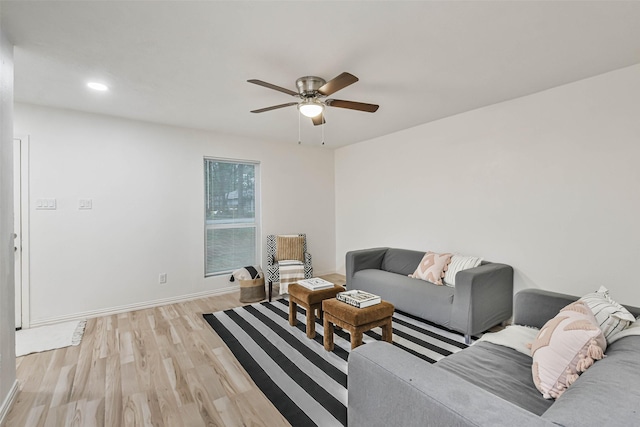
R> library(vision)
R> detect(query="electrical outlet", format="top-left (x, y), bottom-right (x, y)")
top-left (159, 273), bottom-right (167, 284)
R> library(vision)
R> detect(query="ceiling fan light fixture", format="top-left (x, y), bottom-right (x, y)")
top-left (87, 81), bottom-right (109, 91)
top-left (298, 99), bottom-right (324, 118)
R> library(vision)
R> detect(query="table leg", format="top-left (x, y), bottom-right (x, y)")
top-left (289, 301), bottom-right (297, 326)
top-left (324, 318), bottom-right (334, 351)
top-left (268, 281), bottom-right (273, 302)
top-left (306, 306), bottom-right (316, 339)
top-left (382, 318), bottom-right (393, 343)
top-left (351, 330), bottom-right (363, 349)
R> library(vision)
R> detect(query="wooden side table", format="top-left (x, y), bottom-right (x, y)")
top-left (322, 299), bottom-right (394, 350)
top-left (288, 284), bottom-right (345, 339)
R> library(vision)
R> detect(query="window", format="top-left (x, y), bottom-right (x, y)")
top-left (204, 158), bottom-right (259, 276)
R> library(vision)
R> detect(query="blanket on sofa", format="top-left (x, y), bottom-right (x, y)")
top-left (476, 325), bottom-right (539, 356)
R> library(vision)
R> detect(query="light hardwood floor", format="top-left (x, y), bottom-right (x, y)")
top-left (7, 274), bottom-right (346, 427)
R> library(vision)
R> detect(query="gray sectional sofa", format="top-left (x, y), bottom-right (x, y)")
top-left (346, 247), bottom-right (514, 343)
top-left (348, 288), bottom-right (640, 427)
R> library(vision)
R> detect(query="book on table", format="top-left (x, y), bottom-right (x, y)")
top-left (336, 290), bottom-right (381, 308)
top-left (296, 277), bottom-right (334, 291)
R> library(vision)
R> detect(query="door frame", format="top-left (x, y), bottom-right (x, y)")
top-left (14, 135), bottom-right (30, 329)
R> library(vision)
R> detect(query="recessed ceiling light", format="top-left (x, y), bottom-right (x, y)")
top-left (87, 82), bottom-right (108, 91)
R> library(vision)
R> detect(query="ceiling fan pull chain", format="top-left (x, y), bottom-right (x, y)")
top-left (321, 112), bottom-right (325, 145)
top-left (298, 110), bottom-right (302, 145)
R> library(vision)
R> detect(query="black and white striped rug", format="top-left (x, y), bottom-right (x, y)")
top-left (203, 298), bottom-right (470, 427)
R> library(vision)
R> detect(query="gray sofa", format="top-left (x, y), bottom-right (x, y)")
top-left (346, 248), bottom-right (514, 343)
top-left (348, 288), bottom-right (640, 427)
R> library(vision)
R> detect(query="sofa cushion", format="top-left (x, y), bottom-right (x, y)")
top-left (410, 252), bottom-right (452, 285)
top-left (351, 269), bottom-right (454, 328)
top-left (541, 336), bottom-right (640, 426)
top-left (380, 248), bottom-right (424, 276)
top-left (443, 254), bottom-right (483, 286)
top-left (579, 286), bottom-right (636, 343)
top-left (437, 342), bottom-right (554, 416)
top-left (531, 301), bottom-right (606, 399)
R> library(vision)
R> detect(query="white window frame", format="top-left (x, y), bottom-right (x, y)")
top-left (204, 157), bottom-right (261, 277)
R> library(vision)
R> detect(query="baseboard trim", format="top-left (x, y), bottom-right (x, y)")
top-left (0, 380), bottom-right (20, 426)
top-left (28, 286), bottom-right (239, 328)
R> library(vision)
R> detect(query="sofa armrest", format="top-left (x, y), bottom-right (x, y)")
top-left (513, 288), bottom-right (578, 328)
top-left (450, 263), bottom-right (514, 337)
top-left (345, 248), bottom-right (388, 288)
top-left (514, 289), bottom-right (640, 327)
top-left (348, 342), bottom-right (553, 427)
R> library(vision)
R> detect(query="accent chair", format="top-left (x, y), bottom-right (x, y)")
top-left (266, 234), bottom-right (313, 301)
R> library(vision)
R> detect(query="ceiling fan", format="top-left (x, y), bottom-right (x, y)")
top-left (248, 72), bottom-right (379, 126)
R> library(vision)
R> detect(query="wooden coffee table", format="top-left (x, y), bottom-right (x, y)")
top-left (288, 283), bottom-right (345, 339)
top-left (322, 298), bottom-right (394, 350)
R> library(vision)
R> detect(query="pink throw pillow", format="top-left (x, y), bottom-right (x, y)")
top-left (530, 301), bottom-right (606, 399)
top-left (410, 252), bottom-right (452, 285)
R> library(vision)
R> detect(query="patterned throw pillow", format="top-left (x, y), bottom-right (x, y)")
top-left (608, 316), bottom-right (640, 344)
top-left (410, 252), bottom-right (452, 285)
top-left (275, 236), bottom-right (305, 262)
top-left (531, 301), bottom-right (606, 400)
top-left (443, 254), bottom-right (483, 286)
top-left (579, 286), bottom-right (635, 343)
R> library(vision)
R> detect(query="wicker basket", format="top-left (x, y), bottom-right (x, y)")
top-left (239, 278), bottom-right (266, 303)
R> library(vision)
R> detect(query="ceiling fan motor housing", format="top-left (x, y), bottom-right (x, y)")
top-left (296, 76), bottom-right (326, 98)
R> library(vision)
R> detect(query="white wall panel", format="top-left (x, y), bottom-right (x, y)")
top-left (336, 64), bottom-right (640, 306)
top-left (14, 104), bottom-right (336, 323)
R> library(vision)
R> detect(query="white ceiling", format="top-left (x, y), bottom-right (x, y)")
top-left (3, 1), bottom-right (640, 147)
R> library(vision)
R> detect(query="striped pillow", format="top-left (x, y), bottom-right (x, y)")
top-left (443, 255), bottom-right (483, 286)
top-left (608, 316), bottom-right (640, 344)
top-left (275, 236), bottom-right (305, 262)
top-left (579, 286), bottom-right (635, 343)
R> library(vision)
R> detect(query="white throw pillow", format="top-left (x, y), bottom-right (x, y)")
top-left (579, 286), bottom-right (635, 343)
top-left (443, 254), bottom-right (483, 286)
top-left (608, 317), bottom-right (640, 344)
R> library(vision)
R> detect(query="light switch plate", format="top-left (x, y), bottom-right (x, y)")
top-left (79, 199), bottom-right (93, 210)
top-left (36, 199), bottom-right (56, 210)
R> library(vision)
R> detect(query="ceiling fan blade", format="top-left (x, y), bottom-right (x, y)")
top-left (250, 102), bottom-right (298, 113)
top-left (311, 115), bottom-right (326, 126)
top-left (317, 72), bottom-right (359, 96)
top-left (326, 99), bottom-right (379, 113)
top-left (247, 79), bottom-right (298, 97)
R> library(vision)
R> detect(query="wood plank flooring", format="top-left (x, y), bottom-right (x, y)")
top-left (6, 274), bottom-right (346, 427)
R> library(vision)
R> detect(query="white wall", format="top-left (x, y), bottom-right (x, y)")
top-left (0, 24), bottom-right (17, 419)
top-left (335, 64), bottom-right (640, 306)
top-left (14, 104), bottom-right (336, 325)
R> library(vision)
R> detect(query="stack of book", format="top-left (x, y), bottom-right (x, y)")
top-left (297, 278), bottom-right (334, 291)
top-left (336, 290), bottom-right (381, 308)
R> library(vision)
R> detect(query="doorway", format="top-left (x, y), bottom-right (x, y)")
top-left (13, 136), bottom-right (29, 329)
